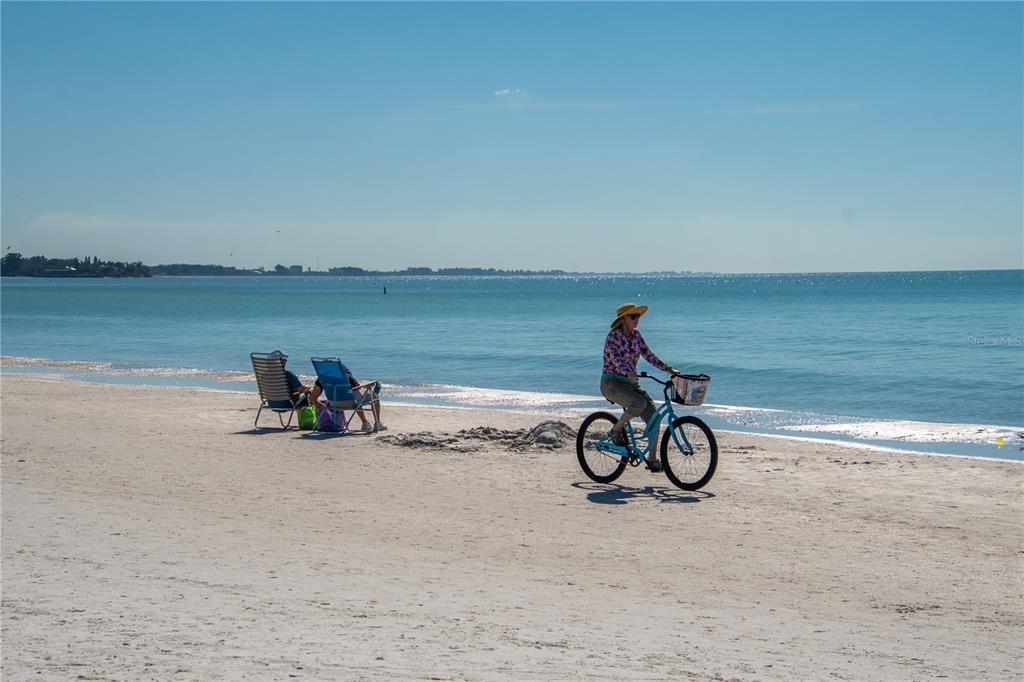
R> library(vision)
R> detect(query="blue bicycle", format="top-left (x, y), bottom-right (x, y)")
top-left (576, 372), bottom-right (718, 490)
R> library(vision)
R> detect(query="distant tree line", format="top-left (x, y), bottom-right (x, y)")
top-left (0, 253), bottom-right (150, 278)
top-left (150, 263), bottom-right (265, 276)
top-left (1, 254), bottom-right (575, 278)
top-left (152, 264), bottom-right (311, 276)
top-left (156, 264), bottom-right (571, 276)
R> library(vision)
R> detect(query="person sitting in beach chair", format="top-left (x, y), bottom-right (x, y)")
top-left (250, 349), bottom-right (313, 429)
top-left (275, 349), bottom-right (314, 405)
top-left (310, 357), bottom-right (385, 433)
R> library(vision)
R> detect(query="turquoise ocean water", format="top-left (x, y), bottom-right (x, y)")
top-left (2, 271), bottom-right (1022, 459)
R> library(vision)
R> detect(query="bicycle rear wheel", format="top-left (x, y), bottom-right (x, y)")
top-left (660, 416), bottom-right (718, 490)
top-left (576, 411), bottom-right (628, 484)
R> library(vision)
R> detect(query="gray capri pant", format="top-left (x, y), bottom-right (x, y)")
top-left (600, 374), bottom-right (656, 422)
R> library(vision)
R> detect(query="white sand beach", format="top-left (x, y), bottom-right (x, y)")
top-left (2, 373), bottom-right (1022, 680)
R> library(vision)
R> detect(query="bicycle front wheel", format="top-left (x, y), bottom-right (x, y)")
top-left (660, 416), bottom-right (718, 490)
top-left (576, 411), bottom-right (627, 484)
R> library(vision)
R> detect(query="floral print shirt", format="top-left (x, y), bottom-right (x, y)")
top-left (602, 328), bottom-right (670, 376)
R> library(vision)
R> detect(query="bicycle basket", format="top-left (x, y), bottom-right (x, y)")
top-left (670, 374), bottom-right (710, 406)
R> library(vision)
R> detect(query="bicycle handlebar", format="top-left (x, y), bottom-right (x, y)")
top-left (637, 371), bottom-right (671, 387)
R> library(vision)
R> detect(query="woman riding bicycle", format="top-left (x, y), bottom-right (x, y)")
top-left (601, 303), bottom-right (679, 471)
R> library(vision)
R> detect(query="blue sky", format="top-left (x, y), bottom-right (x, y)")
top-left (2, 2), bottom-right (1021, 273)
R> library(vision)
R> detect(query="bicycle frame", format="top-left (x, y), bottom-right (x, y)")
top-left (596, 373), bottom-right (696, 464)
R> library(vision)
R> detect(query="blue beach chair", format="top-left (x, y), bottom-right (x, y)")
top-left (310, 357), bottom-right (382, 433)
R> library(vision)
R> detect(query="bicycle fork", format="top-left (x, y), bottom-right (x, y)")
top-left (668, 422), bottom-right (695, 455)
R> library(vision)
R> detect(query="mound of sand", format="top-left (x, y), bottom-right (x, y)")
top-left (378, 420), bottom-right (577, 453)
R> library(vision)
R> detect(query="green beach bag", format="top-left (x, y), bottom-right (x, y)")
top-left (296, 405), bottom-right (316, 430)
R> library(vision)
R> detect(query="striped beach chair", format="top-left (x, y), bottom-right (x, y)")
top-left (251, 351), bottom-right (307, 429)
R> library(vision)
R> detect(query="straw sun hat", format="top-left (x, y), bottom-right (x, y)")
top-left (611, 303), bottom-right (648, 329)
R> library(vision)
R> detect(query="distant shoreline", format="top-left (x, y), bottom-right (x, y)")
top-left (4, 269), bottom-right (1022, 280)
top-left (5, 253), bottom-right (1023, 279)
top-left (1, 253), bottom-right (706, 278)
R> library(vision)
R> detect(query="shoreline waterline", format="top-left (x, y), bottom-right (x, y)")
top-left (4, 356), bottom-right (1021, 462)
top-left (3, 272), bottom-right (1021, 426)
